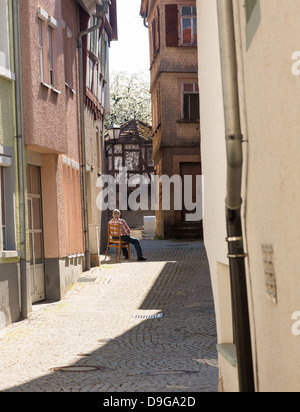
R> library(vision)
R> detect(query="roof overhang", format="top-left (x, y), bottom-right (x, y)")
top-left (77, 0), bottom-right (105, 15)
top-left (140, 0), bottom-right (149, 18)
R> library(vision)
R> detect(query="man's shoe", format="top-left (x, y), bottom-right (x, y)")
top-left (137, 257), bottom-right (147, 261)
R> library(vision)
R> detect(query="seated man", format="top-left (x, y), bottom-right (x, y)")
top-left (109, 209), bottom-right (147, 261)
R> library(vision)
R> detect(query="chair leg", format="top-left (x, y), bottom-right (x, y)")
top-left (104, 246), bottom-right (109, 261)
top-left (118, 244), bottom-right (122, 261)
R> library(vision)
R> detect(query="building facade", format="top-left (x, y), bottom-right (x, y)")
top-left (21, 0), bottom-right (87, 304)
top-left (79, 0), bottom-right (118, 264)
top-left (0, 0), bottom-right (24, 330)
top-left (105, 118), bottom-right (154, 228)
top-left (0, 0), bottom-right (117, 331)
top-left (20, 0), bottom-right (117, 301)
top-left (197, 0), bottom-right (300, 392)
top-left (140, 0), bottom-right (201, 239)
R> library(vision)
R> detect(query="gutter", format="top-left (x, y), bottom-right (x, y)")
top-left (77, 3), bottom-right (107, 271)
top-left (216, 0), bottom-right (255, 392)
top-left (12, 0), bottom-right (31, 318)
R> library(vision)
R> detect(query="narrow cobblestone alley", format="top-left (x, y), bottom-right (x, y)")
top-left (0, 240), bottom-right (218, 393)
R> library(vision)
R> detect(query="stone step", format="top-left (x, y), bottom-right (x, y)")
top-left (172, 222), bottom-right (203, 239)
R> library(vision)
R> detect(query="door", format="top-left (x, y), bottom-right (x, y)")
top-left (27, 165), bottom-right (45, 303)
top-left (180, 162), bottom-right (202, 222)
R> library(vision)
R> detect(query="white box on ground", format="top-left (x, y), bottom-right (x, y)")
top-left (144, 216), bottom-right (156, 235)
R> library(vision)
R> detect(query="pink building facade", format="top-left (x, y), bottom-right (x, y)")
top-left (20, 0), bottom-right (117, 303)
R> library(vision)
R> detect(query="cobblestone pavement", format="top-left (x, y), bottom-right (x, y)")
top-left (0, 240), bottom-right (218, 392)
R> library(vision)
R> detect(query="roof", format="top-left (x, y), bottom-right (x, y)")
top-left (115, 119), bottom-right (152, 143)
top-left (77, 0), bottom-right (101, 15)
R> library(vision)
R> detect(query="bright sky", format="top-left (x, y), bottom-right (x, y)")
top-left (109, 0), bottom-right (150, 76)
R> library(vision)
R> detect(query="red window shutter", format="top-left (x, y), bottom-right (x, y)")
top-left (165, 4), bottom-right (178, 47)
top-left (152, 19), bottom-right (157, 59)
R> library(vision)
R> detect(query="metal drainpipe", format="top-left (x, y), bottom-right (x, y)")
top-left (216, 0), bottom-right (255, 392)
top-left (77, 6), bottom-right (106, 271)
top-left (12, 0), bottom-right (31, 319)
top-left (143, 17), bottom-right (148, 28)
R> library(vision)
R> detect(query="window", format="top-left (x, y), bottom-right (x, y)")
top-left (48, 26), bottom-right (54, 87)
top-left (182, 82), bottom-right (200, 121)
top-left (0, 152), bottom-right (16, 255)
top-left (63, 26), bottom-right (74, 90)
top-left (0, 0), bottom-right (15, 80)
top-left (38, 8), bottom-right (58, 89)
top-left (165, 4), bottom-right (197, 47)
top-left (100, 34), bottom-right (108, 80)
top-left (180, 6), bottom-right (197, 46)
top-left (0, 0), bottom-right (11, 71)
top-left (86, 17), bottom-right (109, 105)
top-left (0, 167), bottom-right (6, 250)
top-left (38, 20), bottom-right (45, 82)
top-left (89, 16), bottom-right (99, 57)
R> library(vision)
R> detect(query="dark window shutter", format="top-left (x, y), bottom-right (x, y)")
top-left (165, 4), bottom-right (178, 47)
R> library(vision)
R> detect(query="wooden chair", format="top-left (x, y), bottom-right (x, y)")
top-left (104, 224), bottom-right (130, 262)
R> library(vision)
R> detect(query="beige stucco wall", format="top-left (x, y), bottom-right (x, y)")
top-left (198, 0), bottom-right (300, 392)
top-left (235, 0), bottom-right (300, 392)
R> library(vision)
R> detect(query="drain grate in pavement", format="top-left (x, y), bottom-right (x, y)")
top-left (77, 277), bottom-right (97, 283)
top-left (50, 365), bottom-right (106, 373)
top-left (132, 312), bottom-right (164, 320)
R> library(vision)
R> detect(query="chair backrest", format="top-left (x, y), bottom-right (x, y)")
top-left (108, 224), bottom-right (121, 242)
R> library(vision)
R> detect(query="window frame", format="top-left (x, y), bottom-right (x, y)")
top-left (63, 25), bottom-right (75, 92)
top-left (38, 19), bottom-right (45, 83)
top-left (0, 150), bottom-right (17, 256)
top-left (0, 0), bottom-right (15, 81)
top-left (38, 8), bottom-right (59, 92)
top-left (181, 82), bottom-right (200, 122)
top-left (48, 25), bottom-right (54, 87)
top-left (180, 5), bottom-right (197, 46)
top-left (0, 0), bottom-right (11, 71)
